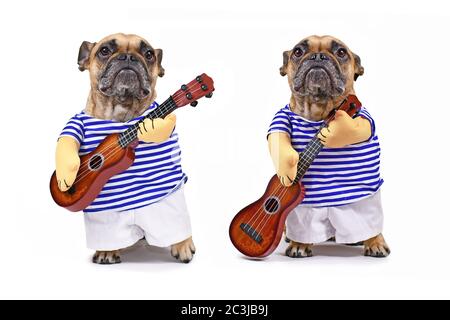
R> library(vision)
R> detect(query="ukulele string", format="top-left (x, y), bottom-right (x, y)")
top-left (256, 141), bottom-right (323, 236)
top-left (70, 85), bottom-right (208, 186)
top-left (245, 178), bottom-right (288, 236)
top-left (71, 85), bottom-right (205, 184)
top-left (70, 100), bottom-right (175, 184)
top-left (233, 176), bottom-right (287, 247)
top-left (236, 176), bottom-right (296, 248)
top-left (241, 150), bottom-right (309, 236)
top-left (241, 139), bottom-right (321, 235)
top-left (238, 99), bottom-right (353, 246)
top-left (249, 146), bottom-right (315, 241)
top-left (254, 120), bottom-right (333, 237)
top-left (244, 124), bottom-right (326, 240)
top-left (242, 170), bottom-right (301, 242)
top-left (255, 132), bottom-right (325, 236)
top-left (253, 188), bottom-right (289, 239)
top-left (251, 175), bottom-right (296, 238)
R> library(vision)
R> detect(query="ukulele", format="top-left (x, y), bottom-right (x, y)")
top-left (229, 95), bottom-right (362, 258)
top-left (50, 74), bottom-right (215, 212)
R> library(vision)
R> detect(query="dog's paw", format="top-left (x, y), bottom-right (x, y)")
top-left (171, 237), bottom-right (196, 264)
top-left (92, 250), bottom-right (121, 265)
top-left (364, 234), bottom-right (390, 258)
top-left (285, 241), bottom-right (313, 258)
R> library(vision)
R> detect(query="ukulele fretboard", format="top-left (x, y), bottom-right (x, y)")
top-left (293, 97), bottom-right (361, 183)
top-left (118, 97), bottom-right (178, 147)
top-left (294, 134), bottom-right (324, 183)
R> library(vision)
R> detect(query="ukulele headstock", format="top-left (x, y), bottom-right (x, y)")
top-left (172, 73), bottom-right (215, 108)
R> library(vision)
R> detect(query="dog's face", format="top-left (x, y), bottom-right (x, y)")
top-left (77, 33), bottom-right (164, 106)
top-left (280, 35), bottom-right (364, 104)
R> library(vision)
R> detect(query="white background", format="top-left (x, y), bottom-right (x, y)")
top-left (0, 0), bottom-right (449, 300)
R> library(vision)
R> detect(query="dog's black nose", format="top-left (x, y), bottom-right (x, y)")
top-left (309, 53), bottom-right (329, 61)
top-left (117, 53), bottom-right (138, 62)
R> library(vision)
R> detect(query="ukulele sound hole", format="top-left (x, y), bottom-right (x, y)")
top-left (264, 197), bottom-right (280, 214)
top-left (88, 154), bottom-right (104, 171)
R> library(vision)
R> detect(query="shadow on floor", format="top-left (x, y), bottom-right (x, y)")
top-left (270, 241), bottom-right (364, 259)
top-left (118, 240), bottom-right (176, 264)
top-left (309, 242), bottom-right (364, 257)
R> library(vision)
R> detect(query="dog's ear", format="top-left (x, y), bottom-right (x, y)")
top-left (352, 52), bottom-right (364, 81)
top-left (279, 50), bottom-right (289, 76)
top-left (154, 49), bottom-right (165, 77)
top-left (78, 41), bottom-right (95, 72)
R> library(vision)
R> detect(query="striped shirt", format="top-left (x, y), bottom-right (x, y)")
top-left (59, 102), bottom-right (187, 213)
top-left (268, 104), bottom-right (383, 207)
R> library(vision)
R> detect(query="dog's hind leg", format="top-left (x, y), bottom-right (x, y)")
top-left (171, 237), bottom-right (196, 264)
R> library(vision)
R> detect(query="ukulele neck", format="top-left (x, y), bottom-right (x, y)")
top-left (118, 97), bottom-right (178, 147)
top-left (293, 124), bottom-right (326, 183)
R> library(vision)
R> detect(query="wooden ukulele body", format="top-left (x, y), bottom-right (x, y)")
top-left (49, 133), bottom-right (137, 212)
top-left (229, 174), bottom-right (305, 258)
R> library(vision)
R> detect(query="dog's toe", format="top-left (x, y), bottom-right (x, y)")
top-left (180, 245), bottom-right (194, 263)
top-left (93, 251), bottom-right (121, 265)
top-left (189, 241), bottom-right (196, 255)
top-left (286, 242), bottom-right (313, 258)
top-left (285, 246), bottom-right (292, 256)
top-left (181, 257), bottom-right (192, 264)
top-left (112, 254), bottom-right (121, 264)
top-left (171, 247), bottom-right (180, 259)
top-left (287, 247), bottom-right (298, 258)
top-left (371, 247), bottom-right (388, 258)
top-left (171, 253), bottom-right (180, 260)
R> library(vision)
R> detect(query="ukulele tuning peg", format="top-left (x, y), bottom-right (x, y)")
top-left (196, 76), bottom-right (202, 82)
top-left (205, 92), bottom-right (213, 98)
top-left (190, 101), bottom-right (198, 107)
top-left (181, 84), bottom-right (188, 91)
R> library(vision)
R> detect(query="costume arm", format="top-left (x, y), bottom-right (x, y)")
top-left (319, 110), bottom-right (372, 148)
top-left (268, 132), bottom-right (299, 187)
top-left (55, 136), bottom-right (80, 192)
top-left (137, 114), bottom-right (177, 143)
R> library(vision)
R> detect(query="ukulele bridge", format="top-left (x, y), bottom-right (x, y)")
top-left (240, 223), bottom-right (263, 244)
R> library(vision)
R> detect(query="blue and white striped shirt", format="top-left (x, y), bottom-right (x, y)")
top-left (59, 102), bottom-right (187, 213)
top-left (268, 104), bottom-right (383, 207)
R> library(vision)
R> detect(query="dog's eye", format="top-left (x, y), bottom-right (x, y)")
top-left (99, 47), bottom-right (111, 57)
top-left (145, 50), bottom-right (153, 60)
top-left (337, 48), bottom-right (347, 58)
top-left (293, 48), bottom-right (303, 57)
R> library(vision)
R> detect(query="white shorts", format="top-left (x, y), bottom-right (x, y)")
top-left (286, 191), bottom-right (383, 244)
top-left (84, 186), bottom-right (192, 251)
